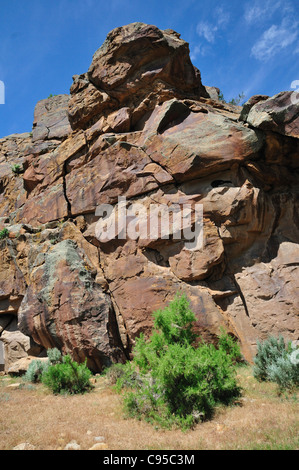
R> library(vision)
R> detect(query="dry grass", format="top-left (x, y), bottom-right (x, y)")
top-left (0, 365), bottom-right (298, 451)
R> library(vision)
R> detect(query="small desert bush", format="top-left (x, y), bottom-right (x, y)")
top-left (253, 336), bottom-right (299, 390)
top-left (46, 347), bottom-right (62, 365)
top-left (24, 359), bottom-right (49, 383)
top-left (24, 348), bottom-right (92, 395)
top-left (112, 293), bottom-right (242, 430)
top-left (41, 355), bottom-right (92, 395)
top-left (24, 348), bottom-right (62, 383)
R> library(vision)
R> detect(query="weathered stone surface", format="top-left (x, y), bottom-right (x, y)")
top-left (0, 316), bottom-right (43, 372)
top-left (0, 240), bottom-right (26, 315)
top-left (88, 23), bottom-right (206, 102)
top-left (0, 23), bottom-right (298, 368)
top-left (239, 94), bottom-right (269, 122)
top-left (68, 22), bottom-right (207, 131)
top-left (0, 133), bottom-right (31, 217)
top-left (7, 356), bottom-right (48, 375)
top-left (16, 178), bottom-right (69, 225)
top-left (242, 91), bottom-right (299, 139)
top-left (32, 94), bottom-right (71, 142)
top-left (18, 240), bottom-right (125, 371)
top-left (142, 99), bottom-right (264, 181)
top-left (65, 141), bottom-right (172, 214)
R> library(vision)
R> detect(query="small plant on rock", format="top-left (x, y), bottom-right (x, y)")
top-left (0, 228), bottom-right (9, 240)
top-left (11, 164), bottom-right (23, 175)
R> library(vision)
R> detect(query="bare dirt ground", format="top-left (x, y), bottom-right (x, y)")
top-left (0, 365), bottom-right (298, 451)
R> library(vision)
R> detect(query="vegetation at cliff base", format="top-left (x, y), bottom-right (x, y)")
top-left (25, 347), bottom-right (92, 395)
top-left (253, 335), bottom-right (299, 391)
top-left (107, 293), bottom-right (242, 430)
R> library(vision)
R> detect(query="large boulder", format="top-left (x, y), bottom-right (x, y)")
top-left (18, 239), bottom-right (125, 371)
top-left (240, 91), bottom-right (299, 139)
top-left (68, 22), bottom-right (208, 130)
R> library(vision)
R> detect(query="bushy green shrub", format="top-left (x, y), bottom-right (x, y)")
top-left (41, 355), bottom-right (92, 395)
top-left (217, 327), bottom-right (243, 364)
top-left (24, 348), bottom-right (62, 383)
top-left (253, 336), bottom-right (298, 390)
top-left (105, 362), bottom-right (140, 391)
top-left (24, 348), bottom-right (92, 395)
top-left (24, 360), bottom-right (49, 383)
top-left (115, 293), bottom-right (241, 430)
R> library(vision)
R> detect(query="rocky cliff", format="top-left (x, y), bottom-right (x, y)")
top-left (0, 22), bottom-right (298, 372)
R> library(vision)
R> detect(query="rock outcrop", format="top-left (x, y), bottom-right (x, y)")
top-left (0, 22), bottom-right (298, 371)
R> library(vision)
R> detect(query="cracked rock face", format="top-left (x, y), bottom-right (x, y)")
top-left (0, 22), bottom-right (298, 371)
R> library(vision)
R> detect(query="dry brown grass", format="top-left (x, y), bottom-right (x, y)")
top-left (0, 365), bottom-right (298, 451)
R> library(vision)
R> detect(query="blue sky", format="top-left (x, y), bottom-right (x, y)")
top-left (0, 0), bottom-right (298, 138)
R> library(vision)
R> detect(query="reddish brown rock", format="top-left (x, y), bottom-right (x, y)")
top-left (18, 240), bottom-right (125, 371)
top-left (88, 23), bottom-right (206, 102)
top-left (142, 99), bottom-right (264, 182)
top-left (242, 91), bottom-right (299, 139)
top-left (0, 240), bottom-right (26, 316)
top-left (65, 141), bottom-right (172, 214)
top-left (0, 23), bottom-right (298, 368)
top-left (0, 133), bottom-right (31, 217)
top-left (68, 77), bottom-right (117, 130)
top-left (68, 23), bottom-right (208, 131)
top-left (17, 178), bottom-right (69, 225)
top-left (32, 94), bottom-right (71, 142)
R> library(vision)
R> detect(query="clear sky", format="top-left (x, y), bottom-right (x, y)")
top-left (0, 0), bottom-right (298, 138)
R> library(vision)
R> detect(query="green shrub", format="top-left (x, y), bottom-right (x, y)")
top-left (266, 356), bottom-right (299, 390)
top-left (253, 336), bottom-right (298, 390)
top-left (253, 336), bottom-right (292, 381)
top-left (24, 348), bottom-right (92, 395)
top-left (116, 293), bottom-right (241, 430)
top-left (24, 360), bottom-right (49, 383)
top-left (105, 362), bottom-right (140, 391)
top-left (11, 164), bottom-right (23, 175)
top-left (217, 327), bottom-right (243, 364)
top-left (47, 347), bottom-right (62, 365)
top-left (0, 228), bottom-right (9, 240)
top-left (218, 90), bottom-right (246, 105)
top-left (41, 355), bottom-right (92, 395)
top-left (24, 348), bottom-right (62, 384)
